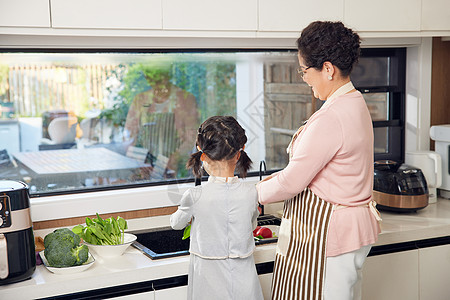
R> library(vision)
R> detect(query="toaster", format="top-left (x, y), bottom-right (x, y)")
top-left (373, 160), bottom-right (429, 212)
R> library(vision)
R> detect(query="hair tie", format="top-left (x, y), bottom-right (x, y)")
top-left (199, 149), bottom-right (203, 154)
top-left (239, 148), bottom-right (243, 152)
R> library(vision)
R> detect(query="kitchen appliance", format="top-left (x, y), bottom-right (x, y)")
top-left (0, 180), bottom-right (36, 285)
top-left (430, 125), bottom-right (450, 199)
top-left (405, 151), bottom-right (442, 203)
top-left (373, 160), bottom-right (429, 212)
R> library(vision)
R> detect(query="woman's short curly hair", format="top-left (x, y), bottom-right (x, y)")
top-left (296, 21), bottom-right (361, 77)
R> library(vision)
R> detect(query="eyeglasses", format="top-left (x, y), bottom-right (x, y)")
top-left (297, 66), bottom-right (312, 77)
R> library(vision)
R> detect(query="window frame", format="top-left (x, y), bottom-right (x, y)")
top-left (0, 48), bottom-right (284, 199)
top-left (0, 47), bottom-right (407, 202)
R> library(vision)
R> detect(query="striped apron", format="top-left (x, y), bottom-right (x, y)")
top-left (271, 82), bottom-right (382, 299)
top-left (271, 188), bottom-right (333, 300)
top-left (272, 120), bottom-right (334, 300)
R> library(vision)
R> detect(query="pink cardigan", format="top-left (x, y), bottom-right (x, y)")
top-left (257, 91), bottom-right (380, 257)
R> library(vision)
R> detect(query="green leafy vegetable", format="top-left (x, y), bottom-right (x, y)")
top-left (182, 224), bottom-right (191, 240)
top-left (254, 235), bottom-right (263, 241)
top-left (72, 213), bottom-right (128, 245)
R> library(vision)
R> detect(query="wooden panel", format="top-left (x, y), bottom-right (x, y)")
top-left (266, 94), bottom-right (311, 103)
top-left (263, 62), bottom-right (313, 169)
top-left (33, 206), bottom-right (177, 230)
top-left (265, 83), bottom-right (312, 95)
top-left (430, 38), bottom-right (450, 149)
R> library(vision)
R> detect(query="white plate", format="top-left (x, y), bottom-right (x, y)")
top-left (39, 251), bottom-right (95, 275)
top-left (83, 233), bottom-right (137, 258)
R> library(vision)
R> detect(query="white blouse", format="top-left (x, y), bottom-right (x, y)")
top-left (170, 175), bottom-right (260, 259)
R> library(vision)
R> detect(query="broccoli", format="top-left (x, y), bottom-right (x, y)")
top-left (72, 244), bottom-right (89, 266)
top-left (43, 228), bottom-right (89, 268)
top-left (44, 228), bottom-right (80, 249)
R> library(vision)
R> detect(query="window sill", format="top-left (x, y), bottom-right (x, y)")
top-left (30, 176), bottom-right (261, 222)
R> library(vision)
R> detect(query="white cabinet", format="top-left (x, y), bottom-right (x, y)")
top-left (258, 0), bottom-right (344, 32)
top-left (421, 0), bottom-right (450, 31)
top-left (361, 250), bottom-right (419, 300)
top-left (0, 0), bottom-right (50, 27)
top-left (162, 0), bottom-right (257, 31)
top-left (50, 0), bottom-right (162, 29)
top-left (259, 273), bottom-right (273, 300)
top-left (419, 244), bottom-right (450, 300)
top-left (1, 0), bottom-right (448, 38)
top-left (107, 274), bottom-right (271, 299)
top-left (344, 0), bottom-right (421, 32)
top-left (154, 286), bottom-right (187, 299)
top-left (106, 286), bottom-right (187, 299)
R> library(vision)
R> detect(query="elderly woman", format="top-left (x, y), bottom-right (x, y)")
top-left (257, 21), bottom-right (381, 300)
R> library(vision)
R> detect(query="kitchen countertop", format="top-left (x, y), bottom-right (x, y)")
top-left (375, 197), bottom-right (450, 246)
top-left (2, 197), bottom-right (450, 299)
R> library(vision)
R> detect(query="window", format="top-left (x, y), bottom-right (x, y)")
top-left (0, 48), bottom-right (406, 197)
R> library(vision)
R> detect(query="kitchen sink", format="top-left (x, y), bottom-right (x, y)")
top-left (131, 215), bottom-right (281, 260)
top-left (132, 227), bottom-right (190, 260)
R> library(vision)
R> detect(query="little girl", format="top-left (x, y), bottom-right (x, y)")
top-left (170, 116), bottom-right (263, 300)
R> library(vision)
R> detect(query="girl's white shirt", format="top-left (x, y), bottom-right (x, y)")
top-left (208, 175), bottom-right (240, 184)
top-left (170, 175), bottom-right (259, 259)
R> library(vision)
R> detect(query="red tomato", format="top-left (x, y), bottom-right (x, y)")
top-left (256, 227), bottom-right (273, 239)
top-left (253, 226), bottom-right (261, 237)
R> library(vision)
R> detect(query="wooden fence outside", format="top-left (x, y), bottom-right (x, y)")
top-left (263, 61), bottom-right (315, 169)
top-left (1, 64), bottom-right (118, 118)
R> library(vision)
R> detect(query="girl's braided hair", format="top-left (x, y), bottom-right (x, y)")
top-left (186, 116), bottom-right (252, 178)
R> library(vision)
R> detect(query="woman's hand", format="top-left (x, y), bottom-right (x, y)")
top-left (259, 174), bottom-right (274, 184)
top-left (256, 173), bottom-right (275, 190)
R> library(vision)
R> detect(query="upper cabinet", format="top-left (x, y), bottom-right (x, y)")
top-left (0, 0), bottom-right (50, 27)
top-left (162, 0), bottom-right (257, 31)
top-left (258, 0), bottom-right (344, 32)
top-left (421, 0), bottom-right (450, 31)
top-left (50, 0), bottom-right (162, 29)
top-left (0, 0), bottom-right (448, 39)
top-left (344, 0), bottom-right (421, 32)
